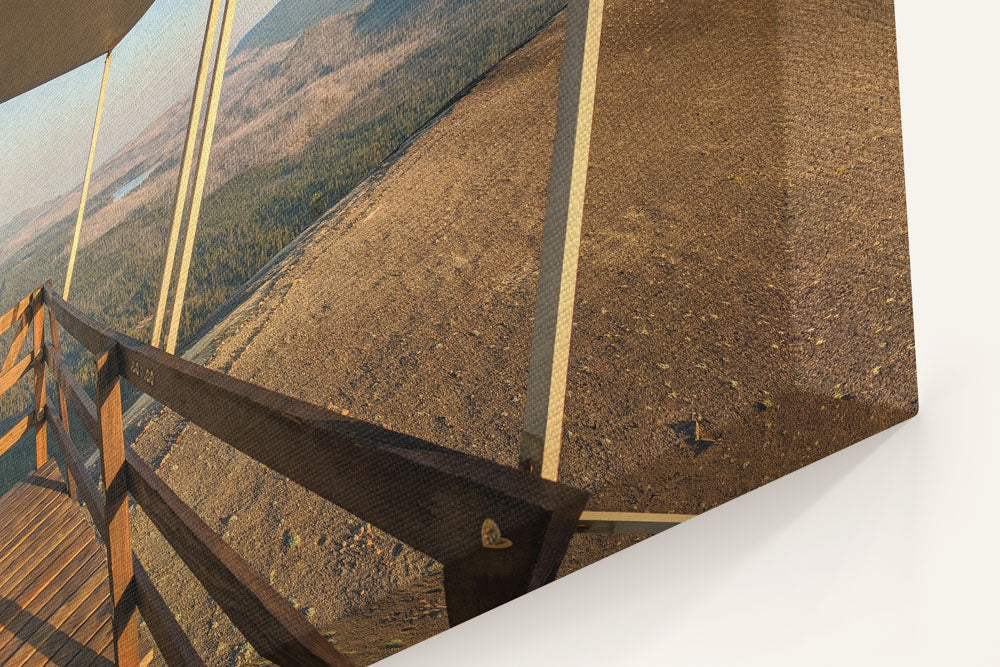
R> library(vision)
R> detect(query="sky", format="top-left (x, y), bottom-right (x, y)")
top-left (0, 0), bottom-right (280, 229)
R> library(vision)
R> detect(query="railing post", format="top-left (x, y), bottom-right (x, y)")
top-left (96, 343), bottom-right (139, 666)
top-left (46, 280), bottom-right (75, 500)
top-left (31, 288), bottom-right (47, 469)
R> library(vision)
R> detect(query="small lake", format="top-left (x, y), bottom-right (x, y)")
top-left (113, 167), bottom-right (155, 202)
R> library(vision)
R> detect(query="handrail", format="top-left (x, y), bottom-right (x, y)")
top-left (46, 412), bottom-right (105, 541)
top-left (47, 411), bottom-right (203, 665)
top-left (1, 308), bottom-right (29, 372)
top-left (42, 285), bottom-right (588, 591)
top-left (126, 449), bottom-right (350, 666)
top-left (0, 354), bottom-right (35, 398)
top-left (43, 343), bottom-right (99, 442)
top-left (26, 282), bottom-right (589, 664)
top-left (0, 292), bottom-right (31, 337)
top-left (0, 413), bottom-right (32, 458)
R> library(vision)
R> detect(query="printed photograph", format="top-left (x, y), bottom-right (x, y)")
top-left (0, 0), bottom-right (917, 664)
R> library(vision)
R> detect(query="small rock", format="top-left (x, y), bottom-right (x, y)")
top-left (283, 530), bottom-right (302, 550)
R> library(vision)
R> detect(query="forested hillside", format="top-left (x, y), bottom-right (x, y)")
top-left (0, 0), bottom-right (565, 490)
top-left (234, 0), bottom-right (365, 55)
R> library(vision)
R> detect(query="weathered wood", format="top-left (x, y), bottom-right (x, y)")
top-left (1, 311), bottom-right (29, 373)
top-left (0, 502), bottom-right (76, 582)
top-left (44, 285), bottom-right (588, 573)
top-left (0, 481), bottom-right (67, 554)
top-left (443, 500), bottom-right (582, 625)
top-left (0, 507), bottom-right (83, 600)
top-left (0, 292), bottom-right (32, 337)
top-left (31, 293), bottom-right (47, 468)
top-left (46, 279), bottom-right (74, 500)
top-left (95, 343), bottom-right (140, 666)
top-left (3, 277), bottom-right (602, 663)
top-left (2, 553), bottom-right (107, 665)
top-left (43, 587), bottom-right (111, 666)
top-left (26, 570), bottom-right (110, 666)
top-left (0, 461), bottom-right (144, 665)
top-left (0, 354), bottom-right (33, 399)
top-left (44, 341), bottom-right (100, 443)
top-left (0, 534), bottom-right (98, 660)
top-left (134, 553), bottom-right (205, 666)
top-left (126, 449), bottom-right (351, 666)
top-left (576, 511), bottom-right (696, 534)
top-left (521, 0), bottom-right (605, 481)
top-left (47, 411), bottom-right (106, 540)
top-left (0, 478), bottom-right (60, 537)
top-left (49, 411), bottom-right (174, 666)
top-left (0, 413), bottom-right (32, 458)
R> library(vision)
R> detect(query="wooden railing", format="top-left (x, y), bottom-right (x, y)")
top-left (0, 283), bottom-right (589, 666)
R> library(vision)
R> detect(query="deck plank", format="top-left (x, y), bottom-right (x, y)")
top-left (0, 463), bottom-right (151, 666)
top-left (34, 587), bottom-right (110, 667)
top-left (0, 545), bottom-right (99, 661)
top-left (0, 523), bottom-right (93, 651)
top-left (2, 552), bottom-right (107, 665)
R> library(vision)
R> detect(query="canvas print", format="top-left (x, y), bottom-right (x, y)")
top-left (0, 0), bottom-right (917, 664)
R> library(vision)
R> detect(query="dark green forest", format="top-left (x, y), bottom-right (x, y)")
top-left (0, 0), bottom-right (564, 492)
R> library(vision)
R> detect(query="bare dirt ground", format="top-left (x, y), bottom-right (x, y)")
top-left (129, 1), bottom-right (917, 663)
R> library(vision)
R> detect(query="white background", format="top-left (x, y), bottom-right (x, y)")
top-left (384, 1), bottom-right (1000, 665)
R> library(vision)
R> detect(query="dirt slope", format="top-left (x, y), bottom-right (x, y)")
top-left (130, 1), bottom-right (916, 664)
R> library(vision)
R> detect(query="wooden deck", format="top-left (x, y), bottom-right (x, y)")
top-left (0, 460), bottom-right (149, 666)
top-left (0, 285), bottom-right (591, 665)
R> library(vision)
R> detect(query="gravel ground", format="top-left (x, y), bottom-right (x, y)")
top-left (129, 1), bottom-right (917, 663)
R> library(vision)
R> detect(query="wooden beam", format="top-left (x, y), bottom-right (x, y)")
top-left (64, 51), bottom-right (112, 301)
top-left (47, 412), bottom-right (105, 542)
top-left (164, 0), bottom-right (239, 355)
top-left (0, 292), bottom-right (32, 337)
top-left (49, 409), bottom-right (182, 667)
top-left (521, 0), bottom-right (605, 481)
top-left (126, 450), bottom-right (352, 666)
top-left (44, 284), bottom-right (589, 567)
top-left (95, 344), bottom-right (139, 666)
top-left (32, 292), bottom-right (46, 468)
top-left (150, 0), bottom-right (224, 349)
top-left (0, 354), bottom-right (34, 398)
top-left (47, 279), bottom-right (75, 501)
top-left (1, 311), bottom-right (29, 374)
top-left (576, 511), bottom-right (696, 535)
top-left (0, 414), bottom-right (32, 458)
top-left (44, 342), bottom-right (100, 444)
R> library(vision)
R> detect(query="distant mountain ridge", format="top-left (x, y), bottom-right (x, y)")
top-left (0, 0), bottom-right (565, 454)
top-left (234, 0), bottom-right (366, 54)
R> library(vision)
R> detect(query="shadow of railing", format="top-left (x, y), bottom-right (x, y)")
top-left (0, 597), bottom-right (111, 665)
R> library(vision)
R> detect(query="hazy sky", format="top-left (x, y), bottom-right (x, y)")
top-left (0, 0), bottom-right (280, 228)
